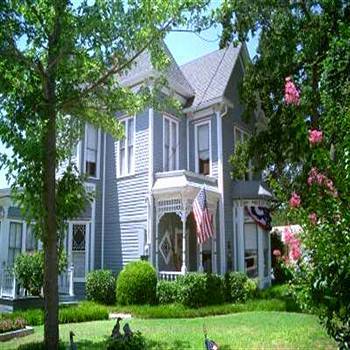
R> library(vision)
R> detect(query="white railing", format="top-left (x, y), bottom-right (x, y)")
top-left (0, 263), bottom-right (74, 299)
top-left (0, 267), bottom-right (18, 299)
top-left (158, 271), bottom-right (184, 281)
top-left (58, 264), bottom-right (74, 297)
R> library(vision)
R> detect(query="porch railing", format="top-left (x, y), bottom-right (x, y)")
top-left (158, 271), bottom-right (184, 281)
top-left (0, 267), bottom-right (18, 299)
top-left (0, 263), bottom-right (74, 299)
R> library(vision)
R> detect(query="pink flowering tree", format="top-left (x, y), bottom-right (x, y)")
top-left (219, 2), bottom-right (350, 346)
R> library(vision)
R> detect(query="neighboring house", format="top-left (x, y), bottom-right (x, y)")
top-left (0, 42), bottom-right (273, 302)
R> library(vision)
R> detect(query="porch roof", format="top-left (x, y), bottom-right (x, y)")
top-left (232, 181), bottom-right (273, 200)
top-left (152, 170), bottom-right (219, 196)
top-left (152, 170), bottom-right (220, 208)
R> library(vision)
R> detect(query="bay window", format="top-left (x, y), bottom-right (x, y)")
top-left (195, 121), bottom-right (210, 175)
top-left (163, 116), bottom-right (179, 171)
top-left (118, 116), bottom-right (135, 177)
top-left (244, 210), bottom-right (258, 278)
top-left (8, 222), bottom-right (22, 266)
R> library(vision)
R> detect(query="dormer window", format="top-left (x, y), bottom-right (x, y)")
top-left (163, 115), bottom-right (179, 171)
top-left (195, 121), bottom-right (211, 175)
top-left (85, 124), bottom-right (99, 178)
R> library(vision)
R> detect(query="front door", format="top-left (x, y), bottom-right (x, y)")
top-left (71, 223), bottom-right (89, 282)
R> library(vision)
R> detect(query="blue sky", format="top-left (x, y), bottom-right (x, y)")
top-left (0, 23), bottom-right (259, 189)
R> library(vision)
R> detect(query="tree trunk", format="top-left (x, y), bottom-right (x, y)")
top-left (43, 90), bottom-right (59, 349)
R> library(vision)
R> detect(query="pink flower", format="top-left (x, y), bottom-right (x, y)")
top-left (284, 228), bottom-right (294, 244)
top-left (308, 129), bottom-right (323, 145)
top-left (273, 249), bottom-right (281, 257)
top-left (308, 212), bottom-right (317, 225)
top-left (284, 77), bottom-right (300, 105)
top-left (289, 192), bottom-right (301, 208)
top-left (290, 245), bottom-right (301, 260)
top-left (317, 173), bottom-right (326, 185)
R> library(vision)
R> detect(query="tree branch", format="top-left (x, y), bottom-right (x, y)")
top-left (58, 17), bottom-right (176, 112)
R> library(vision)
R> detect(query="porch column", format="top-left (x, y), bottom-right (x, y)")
top-left (212, 212), bottom-right (218, 273)
top-left (258, 226), bottom-right (264, 288)
top-left (155, 217), bottom-right (159, 273)
top-left (236, 206), bottom-right (245, 272)
top-left (181, 211), bottom-right (187, 274)
top-left (198, 244), bottom-right (204, 272)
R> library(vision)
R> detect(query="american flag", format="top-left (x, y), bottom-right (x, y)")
top-left (193, 187), bottom-right (214, 244)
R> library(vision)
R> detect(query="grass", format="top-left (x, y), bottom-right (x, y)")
top-left (2, 311), bottom-right (336, 349)
top-left (109, 298), bottom-right (289, 319)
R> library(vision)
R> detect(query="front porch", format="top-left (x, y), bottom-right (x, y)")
top-left (151, 170), bottom-right (220, 280)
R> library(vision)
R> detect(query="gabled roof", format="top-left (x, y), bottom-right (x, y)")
top-left (119, 42), bottom-right (242, 108)
top-left (180, 44), bottom-right (241, 109)
top-left (119, 45), bottom-right (194, 98)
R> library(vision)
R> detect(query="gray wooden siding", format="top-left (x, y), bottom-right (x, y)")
top-left (103, 110), bottom-right (149, 273)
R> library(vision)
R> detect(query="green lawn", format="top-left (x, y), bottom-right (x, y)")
top-left (3, 311), bottom-right (336, 349)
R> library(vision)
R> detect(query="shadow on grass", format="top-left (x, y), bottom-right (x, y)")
top-left (147, 339), bottom-right (192, 349)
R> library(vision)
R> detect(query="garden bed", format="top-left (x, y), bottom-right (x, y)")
top-left (0, 326), bottom-right (34, 342)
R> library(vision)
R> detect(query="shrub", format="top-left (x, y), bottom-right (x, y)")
top-left (206, 274), bottom-right (225, 305)
top-left (177, 273), bottom-right (208, 307)
top-left (224, 272), bottom-right (252, 303)
top-left (14, 251), bottom-right (67, 296)
top-left (0, 317), bottom-right (26, 334)
top-left (156, 280), bottom-right (179, 304)
top-left (86, 269), bottom-right (116, 305)
top-left (116, 261), bottom-right (157, 305)
top-left (106, 332), bottom-right (146, 350)
top-left (176, 273), bottom-right (224, 308)
top-left (9, 301), bottom-right (108, 326)
top-left (244, 278), bottom-right (258, 299)
top-left (58, 301), bottom-right (109, 324)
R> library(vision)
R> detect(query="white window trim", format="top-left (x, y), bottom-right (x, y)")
top-left (83, 124), bottom-right (101, 180)
top-left (234, 125), bottom-right (253, 181)
top-left (117, 115), bottom-right (136, 178)
top-left (162, 115), bottom-right (179, 172)
top-left (194, 119), bottom-right (212, 176)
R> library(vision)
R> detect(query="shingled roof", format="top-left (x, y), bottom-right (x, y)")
top-left (119, 42), bottom-right (242, 108)
top-left (119, 45), bottom-right (194, 98)
top-left (180, 43), bottom-right (241, 109)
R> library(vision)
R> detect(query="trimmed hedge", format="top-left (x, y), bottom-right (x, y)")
top-left (86, 269), bottom-right (116, 305)
top-left (157, 280), bottom-right (180, 304)
top-left (6, 301), bottom-right (108, 326)
top-left (224, 272), bottom-right (257, 303)
top-left (177, 273), bottom-right (224, 307)
top-left (116, 261), bottom-right (157, 305)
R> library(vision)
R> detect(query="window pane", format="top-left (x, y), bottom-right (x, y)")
top-left (86, 124), bottom-right (98, 150)
top-left (128, 145), bottom-right (134, 174)
top-left (244, 223), bottom-right (258, 278)
top-left (120, 121), bottom-right (126, 149)
top-left (26, 226), bottom-right (37, 252)
top-left (120, 148), bottom-right (125, 176)
top-left (164, 145), bottom-right (169, 171)
top-left (128, 118), bottom-right (134, 146)
top-left (164, 119), bottom-right (170, 146)
top-left (171, 121), bottom-right (177, 149)
top-left (198, 124), bottom-right (209, 151)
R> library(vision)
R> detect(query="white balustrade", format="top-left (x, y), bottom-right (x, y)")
top-left (158, 271), bottom-right (184, 281)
